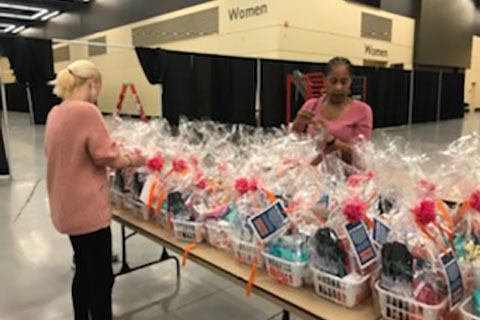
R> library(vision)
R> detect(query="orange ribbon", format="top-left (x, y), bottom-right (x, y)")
top-left (362, 192), bottom-right (378, 230)
top-left (155, 188), bottom-right (167, 213)
top-left (182, 242), bottom-right (197, 267)
top-left (246, 258), bottom-right (258, 297)
top-left (146, 180), bottom-right (158, 212)
top-left (246, 242), bottom-right (264, 297)
top-left (412, 214), bottom-right (448, 255)
top-left (208, 180), bottom-right (218, 207)
top-left (261, 188), bottom-right (277, 204)
top-left (364, 216), bottom-right (376, 229)
top-left (455, 201), bottom-right (472, 225)
top-left (435, 200), bottom-right (454, 241)
top-left (167, 211), bottom-right (174, 236)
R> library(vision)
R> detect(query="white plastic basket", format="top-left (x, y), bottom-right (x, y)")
top-left (263, 253), bottom-right (307, 288)
top-left (311, 265), bottom-right (371, 308)
top-left (232, 238), bottom-right (264, 268)
top-left (111, 189), bottom-right (127, 207)
top-left (154, 209), bottom-right (169, 228)
top-left (131, 200), bottom-right (148, 221)
top-left (205, 223), bottom-right (232, 250)
top-left (375, 281), bottom-right (448, 320)
top-left (461, 297), bottom-right (480, 320)
top-left (172, 219), bottom-right (204, 243)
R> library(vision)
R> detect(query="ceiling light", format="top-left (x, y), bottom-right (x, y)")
top-left (12, 25), bottom-right (25, 34)
top-left (41, 10), bottom-right (60, 21)
top-left (0, 3), bottom-right (48, 20)
top-left (0, 23), bottom-right (16, 33)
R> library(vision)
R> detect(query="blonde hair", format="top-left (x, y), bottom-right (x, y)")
top-left (53, 60), bottom-right (101, 99)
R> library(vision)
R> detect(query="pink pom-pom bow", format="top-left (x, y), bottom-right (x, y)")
top-left (172, 158), bottom-right (188, 172)
top-left (412, 198), bottom-right (437, 226)
top-left (235, 178), bottom-right (250, 194)
top-left (470, 189), bottom-right (480, 212)
top-left (195, 172), bottom-right (207, 189)
top-left (248, 178), bottom-right (259, 192)
top-left (146, 156), bottom-right (164, 172)
top-left (342, 197), bottom-right (368, 224)
top-left (347, 174), bottom-right (362, 187)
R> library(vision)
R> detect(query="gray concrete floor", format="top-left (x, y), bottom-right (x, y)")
top-left (0, 111), bottom-right (479, 320)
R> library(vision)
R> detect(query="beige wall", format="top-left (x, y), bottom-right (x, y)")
top-left (53, 0), bottom-right (415, 116)
top-left (54, 30), bottom-right (161, 116)
top-left (465, 36), bottom-right (480, 111)
top-left (276, 0), bottom-right (415, 67)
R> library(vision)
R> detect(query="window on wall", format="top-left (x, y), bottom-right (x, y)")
top-left (53, 46), bottom-right (70, 63)
top-left (88, 36), bottom-right (107, 57)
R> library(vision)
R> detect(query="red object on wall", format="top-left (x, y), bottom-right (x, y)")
top-left (286, 72), bottom-right (325, 124)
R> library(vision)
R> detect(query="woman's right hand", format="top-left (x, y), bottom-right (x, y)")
top-left (130, 154), bottom-right (147, 167)
top-left (294, 109), bottom-right (314, 125)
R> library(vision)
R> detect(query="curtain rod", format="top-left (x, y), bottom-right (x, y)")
top-left (52, 38), bottom-right (138, 49)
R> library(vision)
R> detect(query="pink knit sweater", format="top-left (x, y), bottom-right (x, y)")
top-left (45, 100), bottom-right (120, 236)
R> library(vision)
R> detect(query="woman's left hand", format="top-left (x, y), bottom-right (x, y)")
top-left (312, 118), bottom-right (334, 142)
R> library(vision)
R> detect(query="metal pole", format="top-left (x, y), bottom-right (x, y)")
top-left (0, 62), bottom-right (8, 128)
top-left (52, 38), bottom-right (135, 49)
top-left (408, 69), bottom-right (415, 126)
top-left (436, 71), bottom-right (443, 122)
top-left (26, 83), bottom-right (35, 125)
top-left (255, 58), bottom-right (261, 127)
top-left (0, 61), bottom-right (10, 175)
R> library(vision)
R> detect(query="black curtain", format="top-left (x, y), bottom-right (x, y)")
top-left (440, 71), bottom-right (465, 120)
top-left (2, 83), bottom-right (28, 112)
top-left (135, 47), bottom-right (167, 84)
top-left (354, 67), bottom-right (410, 128)
top-left (260, 60), bottom-right (410, 129)
top-left (413, 71), bottom-right (439, 123)
top-left (211, 56), bottom-right (256, 125)
top-left (137, 49), bottom-right (257, 126)
top-left (0, 35), bottom-right (56, 124)
top-left (161, 51), bottom-right (196, 124)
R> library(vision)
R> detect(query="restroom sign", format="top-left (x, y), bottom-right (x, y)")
top-left (228, 4), bottom-right (268, 21)
top-left (365, 45), bottom-right (388, 58)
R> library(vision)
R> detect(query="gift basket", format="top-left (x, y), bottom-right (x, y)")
top-left (261, 160), bottom-right (325, 288)
top-left (439, 135), bottom-right (480, 320)
top-left (308, 155), bottom-right (378, 307)
top-left (375, 173), bottom-right (464, 320)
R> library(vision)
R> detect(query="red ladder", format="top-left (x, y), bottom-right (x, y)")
top-left (114, 83), bottom-right (148, 123)
top-left (286, 72), bottom-right (325, 124)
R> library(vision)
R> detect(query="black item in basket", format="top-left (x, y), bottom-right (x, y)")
top-left (378, 195), bottom-right (395, 214)
top-left (131, 172), bottom-right (146, 201)
top-left (381, 242), bottom-right (413, 292)
top-left (168, 192), bottom-right (187, 216)
top-left (313, 227), bottom-right (348, 278)
top-left (113, 170), bottom-right (126, 192)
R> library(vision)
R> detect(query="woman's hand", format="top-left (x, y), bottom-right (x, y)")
top-left (129, 154), bottom-right (147, 167)
top-left (311, 118), bottom-right (334, 143)
top-left (294, 109), bottom-right (314, 125)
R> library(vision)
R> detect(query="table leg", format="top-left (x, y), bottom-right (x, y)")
top-left (115, 224), bottom-right (180, 280)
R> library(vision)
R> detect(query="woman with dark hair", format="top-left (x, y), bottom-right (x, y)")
top-left (292, 57), bottom-right (373, 165)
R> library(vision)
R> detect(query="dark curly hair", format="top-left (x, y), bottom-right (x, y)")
top-left (325, 57), bottom-right (354, 77)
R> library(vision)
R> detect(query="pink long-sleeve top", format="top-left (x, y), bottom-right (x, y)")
top-left (45, 100), bottom-right (120, 236)
top-left (296, 96), bottom-right (373, 165)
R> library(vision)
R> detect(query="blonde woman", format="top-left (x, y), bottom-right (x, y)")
top-left (45, 60), bottom-right (145, 320)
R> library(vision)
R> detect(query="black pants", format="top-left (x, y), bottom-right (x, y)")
top-left (69, 227), bottom-right (114, 320)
